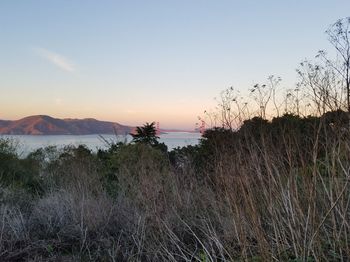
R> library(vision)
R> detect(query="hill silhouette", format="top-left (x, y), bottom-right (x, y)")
top-left (0, 115), bottom-right (133, 135)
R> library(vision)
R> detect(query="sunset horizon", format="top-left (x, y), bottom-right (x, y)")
top-left (0, 113), bottom-right (197, 131)
top-left (2, 1), bottom-right (350, 129)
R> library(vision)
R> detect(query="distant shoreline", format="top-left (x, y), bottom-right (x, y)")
top-left (0, 115), bottom-right (198, 135)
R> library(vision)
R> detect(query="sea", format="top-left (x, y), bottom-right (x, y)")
top-left (1, 132), bottom-right (202, 156)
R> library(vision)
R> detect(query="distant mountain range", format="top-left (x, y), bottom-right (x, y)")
top-left (0, 115), bottom-right (134, 135)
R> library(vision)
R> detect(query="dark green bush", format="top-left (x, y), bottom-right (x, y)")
top-left (0, 138), bottom-right (43, 194)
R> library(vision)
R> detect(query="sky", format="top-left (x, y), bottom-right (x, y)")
top-left (1, 1), bottom-right (350, 129)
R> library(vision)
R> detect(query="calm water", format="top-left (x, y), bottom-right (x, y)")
top-left (1, 132), bottom-right (202, 156)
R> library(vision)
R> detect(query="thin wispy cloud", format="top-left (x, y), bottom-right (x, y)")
top-left (35, 48), bottom-right (76, 72)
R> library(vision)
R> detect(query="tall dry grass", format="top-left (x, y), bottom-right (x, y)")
top-left (0, 116), bottom-right (349, 261)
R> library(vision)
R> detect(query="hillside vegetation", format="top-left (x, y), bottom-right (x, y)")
top-left (0, 110), bottom-right (349, 261)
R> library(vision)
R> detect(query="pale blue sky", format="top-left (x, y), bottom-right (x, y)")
top-left (0, 1), bottom-right (349, 128)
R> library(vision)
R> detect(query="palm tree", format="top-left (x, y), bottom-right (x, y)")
top-left (131, 122), bottom-right (159, 146)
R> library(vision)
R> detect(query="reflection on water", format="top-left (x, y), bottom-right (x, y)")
top-left (1, 132), bottom-right (202, 156)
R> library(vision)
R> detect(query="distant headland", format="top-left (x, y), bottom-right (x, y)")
top-left (0, 115), bottom-right (197, 135)
top-left (0, 115), bottom-right (133, 135)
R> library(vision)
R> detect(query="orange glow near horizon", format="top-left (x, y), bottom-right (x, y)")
top-left (1, 1), bottom-right (349, 132)
top-left (0, 103), bottom-right (208, 130)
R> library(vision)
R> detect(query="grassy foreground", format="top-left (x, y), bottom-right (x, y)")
top-left (0, 112), bottom-right (350, 261)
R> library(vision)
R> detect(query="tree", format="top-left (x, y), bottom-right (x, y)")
top-left (297, 59), bottom-right (341, 115)
top-left (322, 17), bottom-right (350, 112)
top-left (326, 17), bottom-right (350, 112)
top-left (297, 17), bottom-right (350, 115)
top-left (131, 122), bottom-right (159, 146)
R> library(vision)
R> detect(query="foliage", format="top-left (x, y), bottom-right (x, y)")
top-left (0, 138), bottom-right (43, 194)
top-left (0, 110), bottom-right (349, 260)
top-left (131, 122), bottom-right (160, 146)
